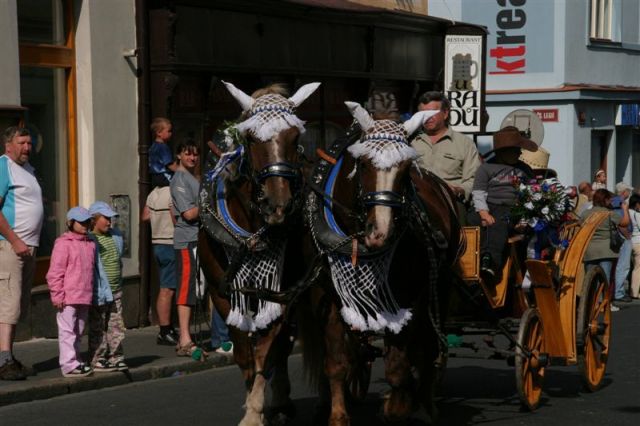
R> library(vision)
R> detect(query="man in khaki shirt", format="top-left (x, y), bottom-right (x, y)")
top-left (411, 91), bottom-right (480, 199)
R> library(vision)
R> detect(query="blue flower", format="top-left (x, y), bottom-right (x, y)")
top-left (560, 239), bottom-right (569, 248)
top-left (534, 220), bottom-right (547, 232)
top-left (542, 183), bottom-right (549, 192)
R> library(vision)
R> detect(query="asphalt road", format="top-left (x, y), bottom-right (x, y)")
top-left (0, 302), bottom-right (638, 426)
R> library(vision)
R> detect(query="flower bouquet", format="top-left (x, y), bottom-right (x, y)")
top-left (511, 177), bottom-right (573, 259)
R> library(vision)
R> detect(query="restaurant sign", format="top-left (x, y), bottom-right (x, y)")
top-left (444, 30), bottom-right (485, 133)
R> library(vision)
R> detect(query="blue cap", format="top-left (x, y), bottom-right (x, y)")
top-left (88, 201), bottom-right (118, 218)
top-left (66, 206), bottom-right (92, 222)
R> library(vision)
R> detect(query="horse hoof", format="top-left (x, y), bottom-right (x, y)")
top-left (266, 412), bottom-right (290, 426)
top-left (382, 390), bottom-right (414, 423)
top-left (328, 415), bottom-right (350, 426)
top-left (265, 402), bottom-right (296, 425)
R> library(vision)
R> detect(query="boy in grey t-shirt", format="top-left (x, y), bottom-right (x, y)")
top-left (169, 140), bottom-right (205, 359)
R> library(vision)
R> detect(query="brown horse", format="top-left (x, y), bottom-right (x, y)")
top-left (198, 81), bottom-right (319, 426)
top-left (301, 102), bottom-right (461, 425)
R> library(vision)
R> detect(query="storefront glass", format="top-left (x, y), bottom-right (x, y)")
top-left (19, 67), bottom-right (69, 257)
top-left (17, 0), bottom-right (66, 45)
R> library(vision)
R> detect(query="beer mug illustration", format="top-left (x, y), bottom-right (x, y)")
top-left (450, 53), bottom-right (478, 91)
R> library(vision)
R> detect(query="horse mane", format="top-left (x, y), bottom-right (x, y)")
top-left (371, 111), bottom-right (401, 121)
top-left (251, 83), bottom-right (290, 99)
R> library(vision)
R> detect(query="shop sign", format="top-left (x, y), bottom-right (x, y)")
top-left (533, 108), bottom-right (558, 122)
top-left (444, 33), bottom-right (484, 133)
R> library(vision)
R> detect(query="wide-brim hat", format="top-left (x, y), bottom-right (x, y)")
top-left (489, 126), bottom-right (538, 154)
top-left (520, 146), bottom-right (557, 178)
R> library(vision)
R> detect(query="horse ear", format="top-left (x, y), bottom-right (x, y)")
top-left (221, 81), bottom-right (255, 111)
top-left (344, 101), bottom-right (375, 132)
top-left (402, 110), bottom-right (439, 135)
top-left (288, 82), bottom-right (321, 107)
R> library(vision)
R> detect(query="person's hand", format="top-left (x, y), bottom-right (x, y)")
top-left (11, 239), bottom-right (30, 257)
top-left (479, 210), bottom-right (496, 226)
top-left (53, 301), bottom-right (65, 311)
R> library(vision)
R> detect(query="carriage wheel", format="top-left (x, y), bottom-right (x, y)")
top-left (577, 265), bottom-right (611, 392)
top-left (515, 308), bottom-right (546, 411)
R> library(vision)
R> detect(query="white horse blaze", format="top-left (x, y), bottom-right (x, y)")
top-left (370, 167), bottom-right (398, 241)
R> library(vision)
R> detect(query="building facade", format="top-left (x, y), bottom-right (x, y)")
top-left (0, 0), bottom-right (139, 338)
top-left (429, 0), bottom-right (640, 188)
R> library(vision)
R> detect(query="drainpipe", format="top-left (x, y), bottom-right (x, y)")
top-left (136, 0), bottom-right (151, 327)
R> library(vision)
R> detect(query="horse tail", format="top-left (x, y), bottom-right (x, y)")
top-left (296, 287), bottom-right (327, 391)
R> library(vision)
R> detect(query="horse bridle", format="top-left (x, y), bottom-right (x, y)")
top-left (352, 159), bottom-right (409, 214)
top-left (242, 139), bottom-right (305, 216)
top-left (254, 161), bottom-right (301, 183)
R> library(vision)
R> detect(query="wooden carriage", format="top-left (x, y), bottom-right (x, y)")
top-left (451, 210), bottom-right (612, 410)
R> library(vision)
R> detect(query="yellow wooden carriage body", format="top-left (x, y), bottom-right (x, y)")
top-left (454, 211), bottom-right (612, 410)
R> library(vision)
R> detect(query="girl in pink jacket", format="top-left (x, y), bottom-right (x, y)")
top-left (46, 207), bottom-right (96, 378)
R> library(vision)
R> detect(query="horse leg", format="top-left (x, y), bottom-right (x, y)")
top-left (383, 336), bottom-right (415, 423)
top-left (267, 322), bottom-right (295, 425)
top-left (324, 303), bottom-right (350, 426)
top-left (239, 321), bottom-right (283, 426)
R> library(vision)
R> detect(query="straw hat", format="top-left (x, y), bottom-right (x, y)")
top-left (520, 146), bottom-right (557, 178)
top-left (488, 126), bottom-right (538, 154)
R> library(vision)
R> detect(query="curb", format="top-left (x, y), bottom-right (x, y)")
top-left (0, 352), bottom-right (236, 407)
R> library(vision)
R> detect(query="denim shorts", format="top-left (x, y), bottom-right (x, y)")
top-left (153, 244), bottom-right (176, 289)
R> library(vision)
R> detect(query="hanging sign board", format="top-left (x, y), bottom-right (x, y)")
top-left (444, 26), bottom-right (486, 133)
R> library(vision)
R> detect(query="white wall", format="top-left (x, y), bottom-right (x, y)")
top-left (75, 0), bottom-right (139, 275)
top-left (0, 0), bottom-right (21, 105)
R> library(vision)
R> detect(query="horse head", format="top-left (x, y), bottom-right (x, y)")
top-left (345, 102), bottom-right (437, 249)
top-left (223, 81), bottom-right (320, 226)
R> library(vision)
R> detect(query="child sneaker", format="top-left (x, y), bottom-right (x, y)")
top-left (63, 364), bottom-right (93, 378)
top-left (93, 359), bottom-right (118, 373)
top-left (157, 329), bottom-right (179, 346)
top-left (112, 360), bottom-right (129, 371)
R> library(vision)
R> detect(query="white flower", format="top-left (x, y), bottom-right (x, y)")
top-left (541, 206), bottom-right (550, 215)
top-left (525, 202), bottom-right (534, 210)
top-left (532, 193), bottom-right (542, 201)
top-left (520, 183), bottom-right (527, 191)
top-left (528, 218), bottom-right (538, 228)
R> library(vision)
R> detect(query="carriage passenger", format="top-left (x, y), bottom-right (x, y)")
top-left (469, 126), bottom-right (537, 282)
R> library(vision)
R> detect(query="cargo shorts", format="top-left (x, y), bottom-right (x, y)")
top-left (0, 240), bottom-right (36, 324)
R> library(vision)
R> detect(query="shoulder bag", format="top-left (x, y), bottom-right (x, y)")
top-left (609, 218), bottom-right (625, 253)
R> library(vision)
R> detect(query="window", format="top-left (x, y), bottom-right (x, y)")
top-left (17, 0), bottom-right (76, 264)
top-left (590, 0), bottom-right (621, 42)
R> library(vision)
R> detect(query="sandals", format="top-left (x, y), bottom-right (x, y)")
top-left (176, 341), bottom-right (208, 361)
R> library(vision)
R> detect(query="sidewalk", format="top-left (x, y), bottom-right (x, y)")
top-left (0, 326), bottom-right (236, 407)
